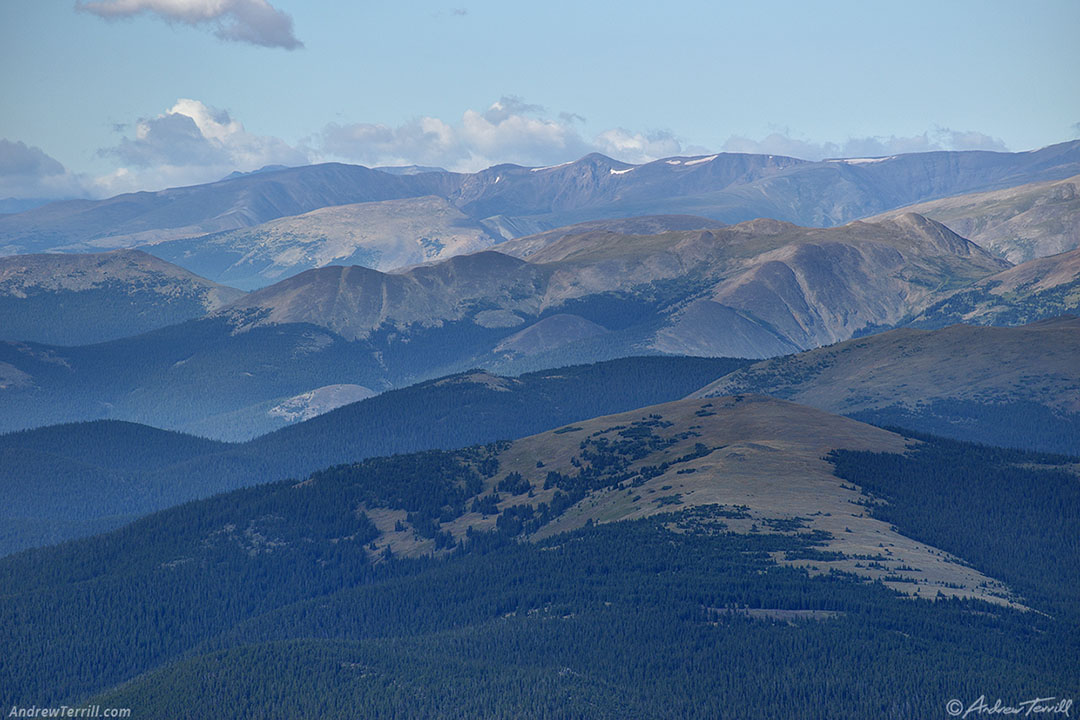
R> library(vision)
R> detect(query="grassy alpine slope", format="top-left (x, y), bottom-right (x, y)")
top-left (694, 316), bottom-right (1080, 454)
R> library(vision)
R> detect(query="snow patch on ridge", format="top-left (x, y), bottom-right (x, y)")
top-left (530, 161), bottom-right (574, 172)
top-left (827, 157), bottom-right (894, 165)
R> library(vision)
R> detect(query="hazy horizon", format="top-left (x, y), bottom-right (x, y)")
top-left (1, 0), bottom-right (1078, 201)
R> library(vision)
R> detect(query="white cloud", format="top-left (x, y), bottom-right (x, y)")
top-left (321, 97), bottom-right (682, 172)
top-left (593, 128), bottom-right (684, 165)
top-left (97, 98), bottom-right (310, 193)
top-left (480, 96), bottom-right (546, 124)
top-left (458, 105), bottom-right (592, 167)
top-left (722, 127), bottom-right (1007, 161)
top-left (0, 140), bottom-right (88, 200)
top-left (322, 116), bottom-right (466, 170)
top-left (76, 0), bottom-right (303, 49)
top-left (941, 129), bottom-right (1009, 152)
top-left (0, 140), bottom-right (66, 178)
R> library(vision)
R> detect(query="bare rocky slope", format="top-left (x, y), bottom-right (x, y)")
top-left (223, 213), bottom-right (1008, 359)
top-left (0, 249), bottom-right (244, 344)
top-left (146, 195), bottom-right (502, 289)
top-left (872, 173), bottom-right (1080, 263)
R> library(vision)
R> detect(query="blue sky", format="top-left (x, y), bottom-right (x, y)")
top-left (2, 0), bottom-right (1078, 199)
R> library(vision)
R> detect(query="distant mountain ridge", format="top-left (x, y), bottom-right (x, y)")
top-left (0, 249), bottom-right (244, 344)
top-left (693, 315), bottom-right (1080, 453)
top-left (0, 163), bottom-right (461, 254)
top-left (910, 247), bottom-right (1080, 328)
top-left (221, 213), bottom-right (1008, 356)
top-left (872, 173), bottom-right (1080, 263)
top-left (2, 141), bottom-right (1078, 261)
top-left (146, 195), bottom-right (501, 290)
top-left (0, 213), bottom-right (1013, 438)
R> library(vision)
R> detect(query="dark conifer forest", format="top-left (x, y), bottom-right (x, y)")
top-left (1, 432), bottom-right (1076, 718)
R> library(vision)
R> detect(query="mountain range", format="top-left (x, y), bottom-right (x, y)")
top-left (0, 212), bottom-right (1018, 437)
top-left (4, 310), bottom-right (1077, 558)
top-left (0, 163), bottom-right (459, 254)
top-left (222, 213), bottom-right (1008, 356)
top-left (2, 141), bottom-right (1078, 266)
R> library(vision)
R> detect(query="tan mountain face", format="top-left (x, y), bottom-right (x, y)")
top-left (694, 316), bottom-right (1080, 415)
top-left (359, 395), bottom-right (1017, 606)
top-left (982, 246), bottom-right (1080, 294)
top-left (872, 174), bottom-right (1080, 263)
top-left (682, 213), bottom-right (1009, 348)
top-left (220, 213), bottom-right (1009, 358)
top-left (147, 196), bottom-right (500, 289)
top-left (0, 248), bottom-right (243, 310)
top-left (495, 215), bottom-right (728, 259)
top-left (0, 249), bottom-right (247, 344)
top-left (222, 251), bottom-right (545, 342)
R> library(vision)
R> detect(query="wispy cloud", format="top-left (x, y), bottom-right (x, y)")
top-left (321, 96), bottom-right (689, 171)
top-left (76, 0), bottom-right (303, 49)
top-left (938, 129), bottom-right (1010, 152)
top-left (593, 128), bottom-right (686, 164)
top-left (322, 116), bottom-right (465, 170)
top-left (722, 127), bottom-right (1008, 160)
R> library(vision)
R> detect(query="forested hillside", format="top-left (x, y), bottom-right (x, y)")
top-left (0, 429), bottom-right (1075, 718)
top-left (0, 356), bottom-right (748, 555)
